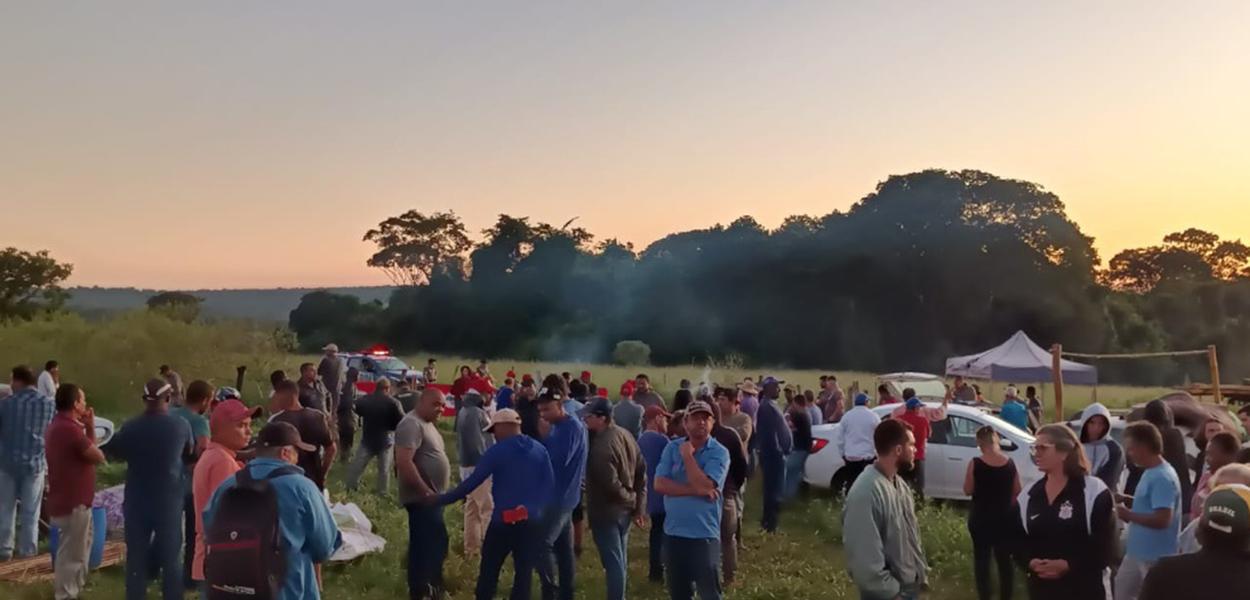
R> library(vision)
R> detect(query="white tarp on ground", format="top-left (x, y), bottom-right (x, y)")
top-left (329, 502), bottom-right (387, 562)
top-left (945, 330), bottom-right (1098, 385)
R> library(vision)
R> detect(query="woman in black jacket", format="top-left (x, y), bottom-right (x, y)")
top-left (1015, 425), bottom-right (1117, 600)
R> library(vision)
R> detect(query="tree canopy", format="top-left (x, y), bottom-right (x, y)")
top-left (0, 247), bottom-right (73, 320)
top-left (288, 168), bottom-right (1250, 385)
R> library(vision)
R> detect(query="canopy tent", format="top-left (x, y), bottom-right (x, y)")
top-left (945, 330), bottom-right (1098, 385)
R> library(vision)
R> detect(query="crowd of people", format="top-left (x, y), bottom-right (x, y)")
top-left (4, 352), bottom-right (1250, 600)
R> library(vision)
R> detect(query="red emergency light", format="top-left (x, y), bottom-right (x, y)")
top-left (362, 344), bottom-right (391, 357)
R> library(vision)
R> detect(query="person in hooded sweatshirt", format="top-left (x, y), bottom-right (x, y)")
top-left (1077, 403), bottom-right (1124, 493)
top-left (1125, 399), bottom-right (1192, 515)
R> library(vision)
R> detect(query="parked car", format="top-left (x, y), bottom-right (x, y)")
top-left (342, 345), bottom-right (422, 394)
top-left (804, 402), bottom-right (1041, 500)
top-left (877, 372), bottom-right (947, 401)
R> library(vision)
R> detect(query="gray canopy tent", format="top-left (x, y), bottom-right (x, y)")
top-left (945, 330), bottom-right (1098, 386)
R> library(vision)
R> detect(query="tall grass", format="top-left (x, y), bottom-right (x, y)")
top-left (0, 312), bottom-right (1179, 598)
top-left (0, 312), bottom-right (1174, 421)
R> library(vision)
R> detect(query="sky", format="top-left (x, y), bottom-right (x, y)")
top-left (2, 2), bottom-right (1247, 289)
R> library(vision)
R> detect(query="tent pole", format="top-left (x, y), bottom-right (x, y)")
top-left (1051, 344), bottom-right (1064, 423)
top-left (1208, 345), bottom-right (1223, 405)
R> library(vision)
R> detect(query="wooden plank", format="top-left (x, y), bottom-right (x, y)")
top-left (0, 541), bottom-right (125, 584)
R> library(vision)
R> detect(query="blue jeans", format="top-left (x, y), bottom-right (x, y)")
top-left (537, 508), bottom-right (575, 600)
top-left (590, 512), bottom-right (632, 600)
top-left (783, 451), bottom-right (809, 501)
top-left (0, 467), bottom-right (44, 558)
top-left (406, 504), bottom-right (448, 600)
top-left (124, 501), bottom-right (183, 600)
top-left (478, 519), bottom-right (541, 600)
top-left (665, 536), bottom-right (721, 600)
top-left (759, 453), bottom-right (785, 532)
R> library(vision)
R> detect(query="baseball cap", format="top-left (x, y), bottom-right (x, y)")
top-left (580, 370), bottom-right (592, 380)
top-left (485, 408), bottom-right (523, 432)
top-left (322, 343), bottom-right (339, 352)
top-left (1201, 484), bottom-right (1250, 549)
top-left (686, 400), bottom-right (714, 417)
top-left (854, 393), bottom-right (871, 406)
top-left (210, 399), bottom-right (262, 430)
top-left (257, 422), bottom-right (315, 452)
top-left (905, 397), bottom-right (924, 410)
top-left (521, 374), bottom-right (535, 385)
top-left (215, 386), bottom-right (241, 402)
top-left (760, 376), bottom-right (785, 387)
top-left (644, 405), bottom-right (672, 421)
top-left (143, 378), bottom-right (173, 402)
top-left (583, 398), bottom-right (612, 418)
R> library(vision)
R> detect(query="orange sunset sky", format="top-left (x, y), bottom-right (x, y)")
top-left (2, 2), bottom-right (1247, 289)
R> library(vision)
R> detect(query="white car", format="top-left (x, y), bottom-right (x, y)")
top-left (804, 402), bottom-right (1041, 500)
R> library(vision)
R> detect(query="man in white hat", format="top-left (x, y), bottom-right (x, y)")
top-left (435, 408), bottom-right (555, 600)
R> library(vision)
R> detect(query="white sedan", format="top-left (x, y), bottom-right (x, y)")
top-left (804, 402), bottom-right (1041, 500)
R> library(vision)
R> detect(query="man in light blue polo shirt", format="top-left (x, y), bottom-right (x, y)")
top-left (655, 400), bottom-right (729, 600)
top-left (1115, 421), bottom-right (1181, 600)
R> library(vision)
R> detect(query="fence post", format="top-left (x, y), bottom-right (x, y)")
top-left (1051, 344), bottom-right (1064, 423)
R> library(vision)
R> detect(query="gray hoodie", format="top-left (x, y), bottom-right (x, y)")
top-left (455, 392), bottom-right (493, 468)
top-left (1078, 402), bottom-right (1124, 492)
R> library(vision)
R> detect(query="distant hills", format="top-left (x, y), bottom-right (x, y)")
top-left (67, 286), bottom-right (395, 322)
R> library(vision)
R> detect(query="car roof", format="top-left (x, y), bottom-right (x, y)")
top-left (871, 402), bottom-right (1036, 441)
top-left (878, 372), bottom-right (943, 382)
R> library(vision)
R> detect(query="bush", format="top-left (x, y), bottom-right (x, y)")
top-left (612, 340), bottom-right (651, 366)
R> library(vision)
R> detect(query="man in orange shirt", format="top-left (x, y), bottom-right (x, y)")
top-left (190, 399), bottom-right (261, 597)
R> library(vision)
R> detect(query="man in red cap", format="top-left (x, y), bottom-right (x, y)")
top-left (612, 380), bottom-right (644, 439)
top-left (190, 399), bottom-right (262, 595)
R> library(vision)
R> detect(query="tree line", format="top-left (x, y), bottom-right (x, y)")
top-left (4, 168), bottom-right (1247, 386)
top-left (287, 169), bottom-right (1250, 386)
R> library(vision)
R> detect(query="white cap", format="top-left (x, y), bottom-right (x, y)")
top-left (485, 408), bottom-right (522, 432)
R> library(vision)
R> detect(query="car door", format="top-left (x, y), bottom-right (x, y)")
top-left (936, 414), bottom-right (983, 499)
top-left (923, 417), bottom-right (952, 497)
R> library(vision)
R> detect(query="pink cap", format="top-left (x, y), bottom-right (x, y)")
top-left (210, 399), bottom-right (262, 430)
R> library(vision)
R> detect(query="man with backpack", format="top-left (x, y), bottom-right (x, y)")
top-left (202, 422), bottom-right (342, 600)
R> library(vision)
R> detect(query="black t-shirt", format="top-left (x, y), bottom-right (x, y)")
top-left (788, 408), bottom-right (813, 453)
top-left (269, 408), bottom-right (334, 489)
top-left (354, 392), bottom-right (405, 453)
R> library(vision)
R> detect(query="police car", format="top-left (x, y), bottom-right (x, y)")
top-left (342, 345), bottom-right (422, 394)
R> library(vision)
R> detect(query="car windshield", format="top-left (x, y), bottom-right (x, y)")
top-left (371, 357), bottom-right (407, 371)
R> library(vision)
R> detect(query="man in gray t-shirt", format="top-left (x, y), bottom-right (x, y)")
top-left (395, 389), bottom-right (451, 598)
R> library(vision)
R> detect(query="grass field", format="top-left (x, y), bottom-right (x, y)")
top-left (0, 312), bottom-right (1185, 598)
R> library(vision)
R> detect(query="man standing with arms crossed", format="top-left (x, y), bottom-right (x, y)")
top-left (655, 400), bottom-right (730, 600)
top-left (396, 389), bottom-right (452, 600)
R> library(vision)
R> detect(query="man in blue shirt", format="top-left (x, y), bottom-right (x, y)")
top-left (111, 379), bottom-right (194, 600)
top-left (436, 408), bottom-right (555, 600)
top-left (754, 376), bottom-right (793, 533)
top-left (655, 400), bottom-right (730, 600)
top-left (534, 390), bottom-right (588, 600)
top-left (203, 422), bottom-right (343, 600)
top-left (999, 386), bottom-right (1030, 432)
top-left (1115, 421), bottom-right (1181, 600)
top-left (0, 365), bottom-right (55, 560)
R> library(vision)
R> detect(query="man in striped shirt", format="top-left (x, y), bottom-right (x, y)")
top-left (0, 365), bottom-right (56, 559)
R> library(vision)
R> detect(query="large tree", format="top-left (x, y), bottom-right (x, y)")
top-left (146, 291), bottom-right (203, 323)
top-left (363, 210), bottom-right (472, 286)
top-left (0, 247), bottom-right (73, 320)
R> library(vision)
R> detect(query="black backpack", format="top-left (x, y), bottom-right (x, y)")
top-left (204, 464), bottom-right (300, 599)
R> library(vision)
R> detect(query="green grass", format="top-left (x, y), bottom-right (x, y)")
top-left (2, 431), bottom-right (994, 599)
top-left (0, 312), bottom-right (1179, 598)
